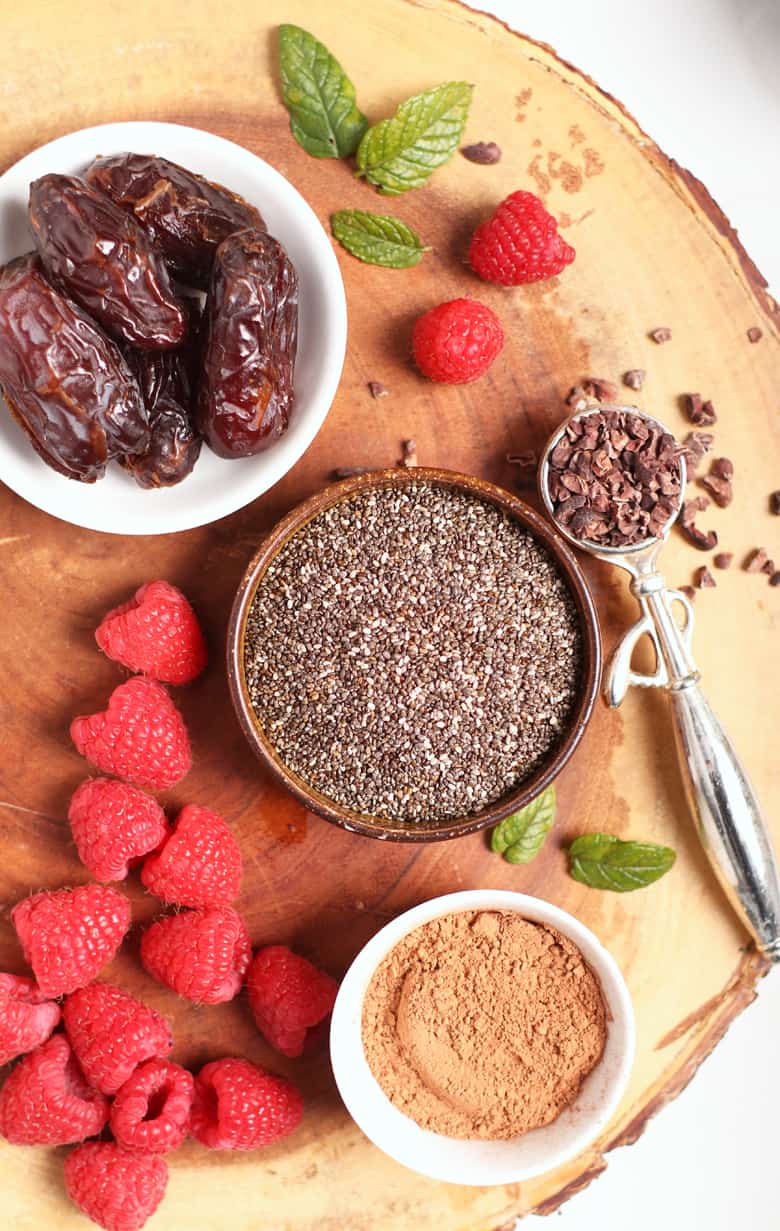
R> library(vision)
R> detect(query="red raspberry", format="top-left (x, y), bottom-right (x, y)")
top-left (70, 677), bottom-right (192, 791)
top-left (0, 973), bottom-right (61, 1065)
top-left (247, 945), bottom-right (339, 1058)
top-left (190, 1057), bottom-right (303, 1150)
top-left (65, 1142), bottom-right (168, 1231)
top-left (95, 579), bottom-right (207, 686)
top-left (0, 1034), bottom-right (109, 1145)
top-left (140, 907), bottom-right (251, 1004)
top-left (141, 804), bottom-right (242, 908)
top-left (68, 778), bottom-right (170, 882)
top-left (12, 884), bottom-right (131, 998)
top-left (63, 982), bottom-right (173, 1096)
top-left (411, 298), bottom-right (504, 384)
top-left (468, 189), bottom-right (576, 285)
top-left (110, 1059), bottom-right (194, 1154)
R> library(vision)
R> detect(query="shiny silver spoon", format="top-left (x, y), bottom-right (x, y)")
top-left (539, 403), bottom-right (780, 961)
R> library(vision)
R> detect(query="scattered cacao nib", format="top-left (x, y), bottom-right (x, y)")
top-left (367, 380), bottom-right (388, 399)
top-left (506, 449), bottom-right (537, 468)
top-left (679, 585), bottom-right (696, 601)
top-left (400, 439), bottom-right (418, 468)
top-left (565, 385), bottom-right (590, 411)
top-left (770, 572), bottom-right (780, 587)
top-left (699, 457), bottom-right (733, 507)
top-left (332, 466), bottom-right (372, 479)
top-left (580, 376), bottom-right (619, 402)
top-left (623, 369), bottom-right (645, 391)
top-left (769, 491), bottom-right (780, 515)
top-left (694, 566), bottom-right (716, 589)
top-left (713, 552), bottom-right (733, 570)
top-left (746, 326), bottom-right (763, 343)
top-left (745, 547), bottom-right (769, 573)
top-left (682, 393), bottom-right (717, 426)
top-left (679, 499), bottom-right (717, 551)
top-left (761, 558), bottom-right (776, 576)
top-left (546, 408), bottom-right (683, 547)
top-left (650, 327), bottom-right (672, 344)
top-left (461, 141), bottom-right (502, 165)
top-left (683, 431), bottom-right (714, 476)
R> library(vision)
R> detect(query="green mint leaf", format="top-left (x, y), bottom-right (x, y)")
top-left (490, 786), bottom-right (556, 863)
top-left (568, 833), bottom-right (676, 892)
top-left (331, 209), bottom-right (427, 268)
top-left (356, 81), bottom-right (474, 195)
top-left (278, 25), bottom-right (368, 159)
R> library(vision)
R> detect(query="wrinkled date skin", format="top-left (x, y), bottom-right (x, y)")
top-left (198, 229), bottom-right (298, 459)
top-left (0, 254), bottom-right (149, 481)
top-left (29, 173), bottom-right (186, 350)
top-left (123, 301), bottom-right (202, 488)
top-left (86, 154), bottom-right (265, 288)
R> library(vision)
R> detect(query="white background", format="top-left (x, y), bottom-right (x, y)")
top-left (460, 2), bottom-right (780, 1228)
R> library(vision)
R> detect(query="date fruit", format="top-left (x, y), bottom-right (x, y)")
top-left (122, 302), bottom-right (202, 488)
top-left (198, 229), bottom-right (298, 458)
top-left (0, 254), bottom-right (149, 481)
top-left (86, 154), bottom-right (265, 288)
top-left (29, 173), bottom-right (186, 350)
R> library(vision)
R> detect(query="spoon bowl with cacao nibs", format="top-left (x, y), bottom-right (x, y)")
top-left (539, 403), bottom-right (780, 962)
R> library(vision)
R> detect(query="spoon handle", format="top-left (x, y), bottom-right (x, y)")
top-left (668, 682), bottom-right (780, 960)
top-left (605, 581), bottom-right (780, 960)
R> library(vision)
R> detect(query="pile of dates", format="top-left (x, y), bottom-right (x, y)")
top-left (0, 154), bottom-right (298, 485)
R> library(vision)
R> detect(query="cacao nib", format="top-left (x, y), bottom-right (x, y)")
top-left (400, 439), bottom-right (418, 468)
top-left (682, 393), bottom-right (717, 426)
top-left (746, 326), bottom-right (762, 343)
top-left (368, 380), bottom-right (388, 399)
top-left (770, 572), bottom-right (780, 587)
top-left (650, 327), bottom-right (672, 343)
top-left (683, 432), bottom-right (714, 476)
top-left (622, 369), bottom-right (645, 390)
top-left (713, 553), bottom-right (733, 570)
top-left (679, 585), bottom-right (696, 600)
top-left (769, 491), bottom-right (780, 515)
top-left (461, 142), bottom-right (502, 165)
top-left (745, 547), bottom-right (769, 573)
top-left (695, 566), bottom-right (716, 588)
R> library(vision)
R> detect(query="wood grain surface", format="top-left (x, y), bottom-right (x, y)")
top-left (0, 1), bottom-right (778, 1227)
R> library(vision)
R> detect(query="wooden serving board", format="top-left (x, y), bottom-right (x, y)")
top-left (0, 1), bottom-right (778, 1227)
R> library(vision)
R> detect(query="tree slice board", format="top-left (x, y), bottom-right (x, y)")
top-left (0, 1), bottom-right (777, 1227)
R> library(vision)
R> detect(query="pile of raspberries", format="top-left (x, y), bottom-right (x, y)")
top-left (0, 580), bottom-right (338, 1231)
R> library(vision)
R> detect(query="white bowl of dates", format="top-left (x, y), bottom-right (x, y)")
top-left (0, 121), bottom-right (347, 535)
top-left (227, 468), bottom-right (601, 841)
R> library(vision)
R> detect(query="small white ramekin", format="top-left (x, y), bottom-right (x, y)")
top-left (330, 889), bottom-right (635, 1186)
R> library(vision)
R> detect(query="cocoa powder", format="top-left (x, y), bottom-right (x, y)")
top-left (361, 910), bottom-right (607, 1140)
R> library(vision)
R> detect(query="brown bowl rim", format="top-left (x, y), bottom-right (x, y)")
top-left (226, 467), bottom-right (602, 842)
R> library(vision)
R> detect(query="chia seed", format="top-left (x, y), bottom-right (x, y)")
top-left (244, 483), bottom-right (583, 824)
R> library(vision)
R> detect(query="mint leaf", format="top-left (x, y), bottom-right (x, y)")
top-left (331, 209), bottom-right (427, 268)
top-left (278, 25), bottom-right (368, 159)
top-left (490, 786), bottom-right (556, 864)
top-left (356, 81), bottom-right (474, 194)
top-left (568, 833), bottom-right (676, 892)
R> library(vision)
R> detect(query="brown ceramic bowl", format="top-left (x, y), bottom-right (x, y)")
top-left (227, 468), bottom-right (601, 842)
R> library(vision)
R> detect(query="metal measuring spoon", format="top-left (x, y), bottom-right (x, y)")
top-left (539, 403), bottom-right (780, 960)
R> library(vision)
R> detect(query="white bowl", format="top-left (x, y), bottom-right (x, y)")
top-left (330, 889), bottom-right (635, 1186)
top-left (0, 121), bottom-right (347, 535)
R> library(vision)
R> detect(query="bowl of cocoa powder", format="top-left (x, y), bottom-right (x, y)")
top-left (330, 890), bottom-right (634, 1184)
top-left (227, 468), bottom-right (600, 840)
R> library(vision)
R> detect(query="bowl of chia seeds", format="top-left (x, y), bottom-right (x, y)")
top-left (227, 469), bottom-right (601, 841)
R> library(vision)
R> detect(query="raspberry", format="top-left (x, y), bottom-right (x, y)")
top-left (95, 579), bottom-right (207, 686)
top-left (12, 884), bottom-right (131, 998)
top-left (247, 945), bottom-right (339, 1058)
top-left (468, 189), bottom-right (576, 285)
top-left (141, 804), bottom-right (242, 908)
top-left (68, 778), bottom-right (170, 882)
top-left (190, 1057), bottom-right (303, 1150)
top-left (110, 1059), bottom-right (194, 1154)
top-left (140, 907), bottom-right (251, 1004)
top-left (411, 298), bottom-right (504, 384)
top-left (0, 973), bottom-right (61, 1065)
top-left (0, 1034), bottom-right (109, 1145)
top-left (63, 982), bottom-right (173, 1095)
top-left (65, 1142), bottom-right (168, 1231)
top-left (70, 677), bottom-right (192, 791)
